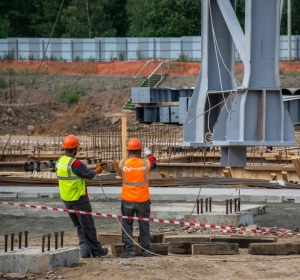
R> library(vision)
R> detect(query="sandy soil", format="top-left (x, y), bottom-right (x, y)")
top-left (1, 199), bottom-right (300, 279)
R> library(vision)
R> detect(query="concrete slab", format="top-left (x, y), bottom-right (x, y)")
top-left (0, 247), bottom-right (79, 273)
top-left (1, 185), bottom-right (300, 203)
top-left (185, 213), bottom-right (253, 227)
top-left (0, 192), bottom-right (17, 198)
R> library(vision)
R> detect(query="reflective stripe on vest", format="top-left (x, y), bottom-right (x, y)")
top-left (56, 158), bottom-right (80, 180)
top-left (121, 159), bottom-right (148, 186)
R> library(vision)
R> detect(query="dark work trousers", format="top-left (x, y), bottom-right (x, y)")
top-left (64, 196), bottom-right (104, 257)
top-left (121, 200), bottom-right (152, 252)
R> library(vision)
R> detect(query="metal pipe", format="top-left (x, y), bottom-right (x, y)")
top-left (24, 231), bottom-right (28, 247)
top-left (209, 197), bottom-right (212, 212)
top-left (42, 234), bottom-right (46, 253)
top-left (234, 198), bottom-right (237, 212)
top-left (230, 199), bottom-right (233, 214)
top-left (18, 232), bottom-right (22, 249)
top-left (196, 199), bottom-right (199, 214)
top-left (4, 234), bottom-right (8, 252)
top-left (10, 233), bottom-right (14, 251)
top-left (205, 198), bottom-right (208, 212)
top-left (47, 233), bottom-right (51, 251)
top-left (238, 198), bottom-right (241, 212)
top-left (60, 231), bottom-right (64, 248)
top-left (200, 198), bottom-right (203, 214)
top-left (226, 200), bottom-right (229, 215)
top-left (54, 232), bottom-right (58, 250)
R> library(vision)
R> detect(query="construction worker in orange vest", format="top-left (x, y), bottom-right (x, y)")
top-left (119, 138), bottom-right (157, 258)
top-left (56, 135), bottom-right (108, 258)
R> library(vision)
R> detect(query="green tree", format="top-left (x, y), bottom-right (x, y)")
top-left (60, 0), bottom-right (118, 38)
top-left (280, 0), bottom-right (300, 35)
top-left (126, 0), bottom-right (201, 37)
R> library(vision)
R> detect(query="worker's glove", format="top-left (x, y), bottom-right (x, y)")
top-left (144, 147), bottom-right (151, 156)
top-left (95, 162), bottom-right (108, 174)
top-left (99, 162), bottom-right (108, 170)
top-left (95, 165), bottom-right (103, 174)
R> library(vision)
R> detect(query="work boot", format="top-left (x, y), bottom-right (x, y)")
top-left (81, 253), bottom-right (91, 258)
top-left (143, 251), bottom-right (153, 257)
top-left (120, 250), bottom-right (136, 258)
top-left (93, 248), bottom-right (108, 258)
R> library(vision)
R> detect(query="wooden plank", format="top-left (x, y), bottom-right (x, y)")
top-left (292, 157), bottom-right (300, 180)
top-left (162, 235), bottom-right (210, 244)
top-left (111, 243), bottom-right (168, 257)
top-left (169, 242), bottom-right (194, 254)
top-left (169, 174), bottom-right (176, 178)
top-left (270, 173), bottom-right (277, 180)
top-left (203, 173), bottom-right (210, 177)
top-left (150, 233), bottom-right (164, 243)
top-left (282, 171), bottom-right (289, 182)
top-left (121, 116), bottom-right (127, 160)
top-left (98, 232), bottom-right (138, 245)
top-left (112, 160), bottom-right (122, 179)
top-left (160, 172), bottom-right (167, 178)
top-left (225, 166), bottom-right (233, 178)
top-left (249, 243), bottom-right (300, 255)
top-left (210, 236), bottom-right (276, 249)
top-left (223, 170), bottom-right (230, 178)
top-left (192, 242), bottom-right (239, 255)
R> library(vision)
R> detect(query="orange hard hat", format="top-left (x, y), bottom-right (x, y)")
top-left (62, 135), bottom-right (80, 149)
top-left (126, 138), bottom-right (142, 150)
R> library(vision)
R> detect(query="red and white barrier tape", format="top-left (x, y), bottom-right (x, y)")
top-left (0, 140), bottom-right (92, 145)
top-left (0, 200), bottom-right (280, 234)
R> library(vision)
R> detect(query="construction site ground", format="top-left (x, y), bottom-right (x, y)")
top-left (1, 198), bottom-right (300, 280)
top-left (1, 70), bottom-right (300, 279)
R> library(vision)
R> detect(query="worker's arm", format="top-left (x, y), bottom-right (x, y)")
top-left (71, 159), bottom-right (96, 180)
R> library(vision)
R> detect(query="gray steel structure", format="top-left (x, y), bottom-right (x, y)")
top-left (181, 0), bottom-right (296, 167)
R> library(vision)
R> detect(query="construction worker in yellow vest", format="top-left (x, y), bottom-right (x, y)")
top-left (119, 138), bottom-right (156, 258)
top-left (56, 134), bottom-right (108, 258)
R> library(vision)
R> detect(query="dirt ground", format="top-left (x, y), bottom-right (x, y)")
top-left (1, 199), bottom-right (300, 279)
top-left (0, 73), bottom-right (299, 137)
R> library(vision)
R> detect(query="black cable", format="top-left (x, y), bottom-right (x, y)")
top-left (0, 0), bottom-right (65, 160)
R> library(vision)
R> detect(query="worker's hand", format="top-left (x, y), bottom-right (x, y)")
top-left (144, 147), bottom-right (151, 156)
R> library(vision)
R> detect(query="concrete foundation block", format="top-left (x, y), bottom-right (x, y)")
top-left (111, 243), bottom-right (168, 257)
top-left (192, 242), bottom-right (239, 255)
top-left (185, 213), bottom-right (253, 228)
top-left (249, 243), bottom-right (300, 255)
top-left (211, 236), bottom-right (277, 248)
top-left (0, 247), bottom-right (79, 273)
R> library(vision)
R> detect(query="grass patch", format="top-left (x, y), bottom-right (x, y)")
top-left (54, 84), bottom-right (86, 104)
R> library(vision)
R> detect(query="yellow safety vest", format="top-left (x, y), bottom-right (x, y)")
top-left (119, 157), bottom-right (150, 202)
top-left (56, 155), bottom-right (85, 201)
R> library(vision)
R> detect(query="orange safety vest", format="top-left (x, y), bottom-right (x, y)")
top-left (119, 157), bottom-right (150, 202)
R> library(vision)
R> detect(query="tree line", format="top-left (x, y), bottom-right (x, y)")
top-left (0, 0), bottom-right (298, 39)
